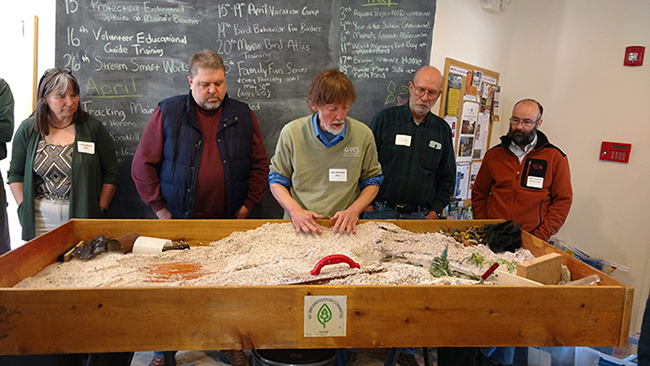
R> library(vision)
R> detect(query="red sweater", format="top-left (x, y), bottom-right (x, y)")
top-left (471, 131), bottom-right (572, 241)
top-left (194, 106), bottom-right (226, 218)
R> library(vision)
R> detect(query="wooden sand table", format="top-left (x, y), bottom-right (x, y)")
top-left (15, 221), bottom-right (547, 288)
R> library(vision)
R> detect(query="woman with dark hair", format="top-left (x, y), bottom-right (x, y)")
top-left (8, 68), bottom-right (119, 240)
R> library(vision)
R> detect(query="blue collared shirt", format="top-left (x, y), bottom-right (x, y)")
top-left (312, 113), bottom-right (346, 147)
top-left (269, 114), bottom-right (383, 189)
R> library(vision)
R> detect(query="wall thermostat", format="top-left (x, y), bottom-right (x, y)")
top-left (600, 141), bottom-right (631, 163)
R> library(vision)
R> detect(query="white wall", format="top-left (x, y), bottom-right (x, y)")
top-left (0, 0), bottom-right (57, 115)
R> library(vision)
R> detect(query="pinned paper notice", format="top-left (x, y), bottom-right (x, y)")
top-left (482, 75), bottom-right (497, 85)
top-left (449, 66), bottom-right (468, 77)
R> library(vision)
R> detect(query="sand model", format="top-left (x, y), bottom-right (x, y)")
top-left (15, 221), bottom-right (554, 288)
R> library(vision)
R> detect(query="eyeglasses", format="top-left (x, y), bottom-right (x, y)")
top-left (509, 117), bottom-right (540, 127)
top-left (412, 84), bottom-right (441, 99)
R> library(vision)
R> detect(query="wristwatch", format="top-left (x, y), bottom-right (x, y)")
top-left (99, 207), bottom-right (108, 215)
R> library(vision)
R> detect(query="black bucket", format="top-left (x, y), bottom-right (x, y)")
top-left (250, 349), bottom-right (337, 366)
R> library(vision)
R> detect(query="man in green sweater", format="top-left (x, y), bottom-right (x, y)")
top-left (268, 69), bottom-right (383, 235)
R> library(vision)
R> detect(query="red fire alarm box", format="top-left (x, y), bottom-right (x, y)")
top-left (624, 45), bottom-right (645, 66)
top-left (600, 141), bottom-right (631, 163)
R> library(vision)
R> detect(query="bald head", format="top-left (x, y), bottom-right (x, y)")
top-left (413, 66), bottom-right (443, 90)
top-left (409, 66), bottom-right (443, 121)
top-left (513, 98), bottom-right (543, 121)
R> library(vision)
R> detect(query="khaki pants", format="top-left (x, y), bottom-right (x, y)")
top-left (34, 197), bottom-right (69, 238)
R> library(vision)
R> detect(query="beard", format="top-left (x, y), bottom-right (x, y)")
top-left (508, 126), bottom-right (537, 146)
top-left (201, 94), bottom-right (222, 110)
top-left (410, 101), bottom-right (432, 117)
top-left (322, 120), bottom-right (345, 135)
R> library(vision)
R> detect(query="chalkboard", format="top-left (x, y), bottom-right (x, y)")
top-left (55, 0), bottom-right (437, 219)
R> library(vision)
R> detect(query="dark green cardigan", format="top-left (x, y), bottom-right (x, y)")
top-left (8, 116), bottom-right (119, 240)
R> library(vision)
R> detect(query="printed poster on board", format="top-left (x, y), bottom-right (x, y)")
top-left (444, 116), bottom-right (457, 148)
top-left (472, 113), bottom-right (490, 160)
top-left (468, 162), bottom-right (482, 200)
top-left (454, 163), bottom-right (470, 200)
top-left (458, 102), bottom-right (478, 162)
top-left (446, 73), bottom-right (462, 116)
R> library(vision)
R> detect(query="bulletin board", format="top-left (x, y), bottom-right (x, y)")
top-left (438, 58), bottom-right (501, 218)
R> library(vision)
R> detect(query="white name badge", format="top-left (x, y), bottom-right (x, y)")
top-left (329, 169), bottom-right (347, 182)
top-left (429, 140), bottom-right (442, 150)
top-left (395, 134), bottom-right (412, 147)
top-left (77, 141), bottom-right (95, 154)
top-left (526, 176), bottom-right (544, 189)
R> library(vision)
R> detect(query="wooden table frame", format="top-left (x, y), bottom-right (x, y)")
top-left (0, 219), bottom-right (633, 355)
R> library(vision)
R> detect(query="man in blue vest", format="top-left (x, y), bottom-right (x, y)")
top-left (132, 50), bottom-right (268, 366)
top-left (132, 50), bottom-right (269, 221)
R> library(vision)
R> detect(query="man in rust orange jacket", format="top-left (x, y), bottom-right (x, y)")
top-left (472, 99), bottom-right (572, 242)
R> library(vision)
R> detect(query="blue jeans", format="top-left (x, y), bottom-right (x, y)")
top-left (361, 201), bottom-right (430, 220)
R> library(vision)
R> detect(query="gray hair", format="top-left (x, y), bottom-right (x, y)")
top-left (34, 68), bottom-right (87, 135)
